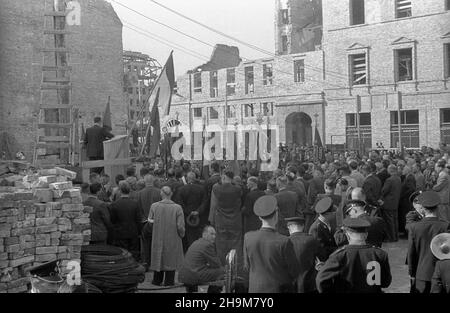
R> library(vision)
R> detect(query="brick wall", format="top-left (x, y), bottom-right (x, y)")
top-left (0, 0), bottom-right (126, 159)
top-left (0, 168), bottom-right (91, 293)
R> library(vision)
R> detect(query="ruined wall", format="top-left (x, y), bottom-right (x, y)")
top-left (0, 168), bottom-right (90, 293)
top-left (0, 0), bottom-right (126, 160)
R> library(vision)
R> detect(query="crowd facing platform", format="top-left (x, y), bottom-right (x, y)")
top-left (78, 141), bottom-right (450, 293)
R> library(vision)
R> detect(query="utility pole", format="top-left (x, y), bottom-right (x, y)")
top-left (397, 91), bottom-right (403, 155)
top-left (356, 95), bottom-right (362, 156)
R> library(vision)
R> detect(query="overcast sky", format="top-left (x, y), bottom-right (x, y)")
top-left (108, 0), bottom-right (275, 77)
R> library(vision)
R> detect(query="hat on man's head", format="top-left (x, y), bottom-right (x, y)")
top-left (285, 216), bottom-right (305, 226)
top-left (430, 233), bottom-right (450, 260)
top-left (409, 190), bottom-right (422, 204)
top-left (345, 199), bottom-right (366, 214)
top-left (186, 212), bottom-right (200, 227)
top-left (417, 191), bottom-right (441, 208)
top-left (315, 197), bottom-right (333, 214)
top-left (254, 195), bottom-right (277, 218)
top-left (343, 217), bottom-right (370, 233)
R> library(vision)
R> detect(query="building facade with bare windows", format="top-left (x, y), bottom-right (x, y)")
top-left (170, 0), bottom-right (450, 153)
top-left (323, 0), bottom-right (450, 150)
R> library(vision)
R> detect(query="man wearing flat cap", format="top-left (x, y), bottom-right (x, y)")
top-left (316, 217), bottom-right (392, 293)
top-left (286, 216), bottom-right (322, 293)
top-left (430, 233), bottom-right (450, 293)
top-left (407, 191), bottom-right (450, 293)
top-left (309, 197), bottom-right (338, 261)
top-left (334, 199), bottom-right (387, 248)
top-left (244, 195), bottom-right (300, 293)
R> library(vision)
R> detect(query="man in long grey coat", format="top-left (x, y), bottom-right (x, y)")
top-left (149, 186), bottom-right (185, 286)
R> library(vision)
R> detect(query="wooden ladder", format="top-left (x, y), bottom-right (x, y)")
top-left (34, 0), bottom-right (77, 167)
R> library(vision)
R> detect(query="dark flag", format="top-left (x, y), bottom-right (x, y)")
top-left (103, 96), bottom-right (112, 132)
top-left (149, 89), bottom-right (161, 158)
top-left (147, 52), bottom-right (175, 158)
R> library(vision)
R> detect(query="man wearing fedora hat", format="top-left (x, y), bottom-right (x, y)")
top-left (316, 217), bottom-right (392, 293)
top-left (286, 216), bottom-right (322, 293)
top-left (430, 233), bottom-right (450, 293)
top-left (407, 191), bottom-right (450, 293)
top-left (244, 195), bottom-right (299, 293)
top-left (309, 197), bottom-right (338, 261)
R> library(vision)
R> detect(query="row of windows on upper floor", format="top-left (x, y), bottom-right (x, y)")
top-left (186, 60), bottom-right (308, 98)
top-left (192, 102), bottom-right (275, 121)
top-left (349, 43), bottom-right (450, 86)
top-left (278, 1), bottom-right (450, 29)
top-left (349, 0), bottom-right (450, 26)
top-left (180, 43), bottom-right (450, 97)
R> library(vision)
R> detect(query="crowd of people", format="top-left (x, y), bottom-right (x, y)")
top-left (79, 143), bottom-right (450, 293)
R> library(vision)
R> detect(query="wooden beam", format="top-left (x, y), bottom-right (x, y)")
top-left (81, 158), bottom-right (133, 169)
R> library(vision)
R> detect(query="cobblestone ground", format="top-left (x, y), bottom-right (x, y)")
top-left (137, 239), bottom-right (410, 293)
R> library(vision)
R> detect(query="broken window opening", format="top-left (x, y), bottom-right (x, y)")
top-left (263, 63), bottom-right (273, 86)
top-left (193, 72), bottom-right (202, 93)
top-left (209, 107), bottom-right (219, 120)
top-left (294, 59), bottom-right (305, 83)
top-left (445, 43), bottom-right (450, 78)
top-left (280, 9), bottom-right (289, 24)
top-left (244, 104), bottom-right (255, 118)
top-left (245, 66), bottom-right (254, 94)
top-left (262, 102), bottom-right (274, 117)
top-left (210, 71), bottom-right (218, 98)
top-left (395, 48), bottom-right (413, 81)
top-left (396, 0), bottom-right (412, 18)
top-left (281, 35), bottom-right (288, 53)
top-left (193, 108), bottom-right (202, 118)
top-left (226, 106), bottom-right (236, 119)
top-left (226, 68), bottom-right (236, 95)
top-left (350, 0), bottom-right (365, 25)
top-left (350, 53), bottom-right (367, 85)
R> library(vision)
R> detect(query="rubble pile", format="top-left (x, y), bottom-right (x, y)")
top-left (0, 167), bottom-right (91, 293)
top-left (0, 161), bottom-right (31, 187)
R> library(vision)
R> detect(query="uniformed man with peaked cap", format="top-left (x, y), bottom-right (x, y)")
top-left (316, 217), bottom-right (392, 293)
top-left (243, 195), bottom-right (300, 293)
top-left (308, 197), bottom-right (337, 260)
top-left (335, 199), bottom-right (387, 248)
top-left (407, 190), bottom-right (450, 293)
top-left (285, 216), bottom-right (322, 293)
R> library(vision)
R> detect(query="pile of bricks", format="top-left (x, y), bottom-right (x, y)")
top-left (0, 161), bottom-right (30, 187)
top-left (0, 167), bottom-right (91, 293)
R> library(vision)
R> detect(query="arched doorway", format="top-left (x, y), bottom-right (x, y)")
top-left (285, 112), bottom-right (313, 146)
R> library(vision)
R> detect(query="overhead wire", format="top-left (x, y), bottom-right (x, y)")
top-left (147, 0), bottom-right (351, 82)
top-left (146, 0), bottom-right (445, 89)
top-left (110, 0), bottom-right (347, 88)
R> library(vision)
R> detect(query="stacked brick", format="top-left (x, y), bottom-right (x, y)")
top-left (0, 167), bottom-right (91, 293)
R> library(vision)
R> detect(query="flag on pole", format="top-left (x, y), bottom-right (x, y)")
top-left (147, 52), bottom-right (175, 158)
top-left (103, 96), bottom-right (112, 131)
top-left (314, 126), bottom-right (323, 148)
top-left (149, 89), bottom-right (161, 158)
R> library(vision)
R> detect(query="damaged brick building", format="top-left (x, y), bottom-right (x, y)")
top-left (0, 0), bottom-right (126, 161)
top-left (171, 0), bottom-right (450, 152)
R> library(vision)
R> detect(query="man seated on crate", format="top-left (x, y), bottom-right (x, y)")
top-left (178, 225), bottom-right (225, 293)
top-left (84, 117), bottom-right (114, 174)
